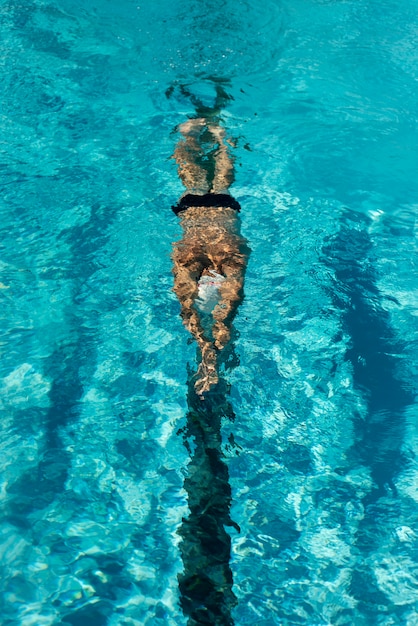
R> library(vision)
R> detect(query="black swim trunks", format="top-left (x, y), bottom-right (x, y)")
top-left (172, 193), bottom-right (241, 215)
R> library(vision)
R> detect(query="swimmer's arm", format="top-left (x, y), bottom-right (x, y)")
top-left (172, 262), bottom-right (219, 395)
top-left (212, 269), bottom-right (245, 351)
top-left (172, 263), bottom-right (203, 344)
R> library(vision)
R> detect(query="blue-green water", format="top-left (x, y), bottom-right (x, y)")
top-left (1, 0), bottom-right (418, 624)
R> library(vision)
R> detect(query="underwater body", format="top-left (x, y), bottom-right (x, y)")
top-left (1, 0), bottom-right (418, 624)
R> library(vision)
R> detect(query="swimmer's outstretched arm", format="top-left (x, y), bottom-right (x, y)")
top-left (172, 259), bottom-right (219, 395)
top-left (212, 267), bottom-right (245, 351)
top-left (172, 258), bottom-right (246, 395)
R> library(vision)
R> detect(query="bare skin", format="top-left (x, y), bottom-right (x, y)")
top-left (172, 118), bottom-right (249, 395)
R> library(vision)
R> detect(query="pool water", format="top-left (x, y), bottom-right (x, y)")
top-left (1, 0), bottom-right (418, 624)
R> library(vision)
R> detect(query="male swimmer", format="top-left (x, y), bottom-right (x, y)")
top-left (171, 118), bottom-right (249, 396)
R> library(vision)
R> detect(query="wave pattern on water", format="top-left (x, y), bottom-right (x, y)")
top-left (1, 0), bottom-right (418, 625)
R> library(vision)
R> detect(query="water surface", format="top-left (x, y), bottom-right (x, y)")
top-left (1, 0), bottom-right (418, 624)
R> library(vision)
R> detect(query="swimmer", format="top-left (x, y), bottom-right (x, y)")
top-left (172, 117), bottom-right (250, 396)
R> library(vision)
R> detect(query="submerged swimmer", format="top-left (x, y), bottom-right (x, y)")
top-left (172, 118), bottom-right (250, 396)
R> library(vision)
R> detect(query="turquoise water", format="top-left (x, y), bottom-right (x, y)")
top-left (1, 0), bottom-right (418, 624)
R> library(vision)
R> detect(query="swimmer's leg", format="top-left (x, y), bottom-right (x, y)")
top-left (173, 118), bottom-right (210, 194)
top-left (209, 124), bottom-right (234, 194)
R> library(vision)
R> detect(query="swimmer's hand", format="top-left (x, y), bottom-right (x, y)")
top-left (195, 344), bottom-right (218, 397)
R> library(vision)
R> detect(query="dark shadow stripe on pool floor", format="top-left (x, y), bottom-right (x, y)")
top-left (322, 210), bottom-right (414, 500)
